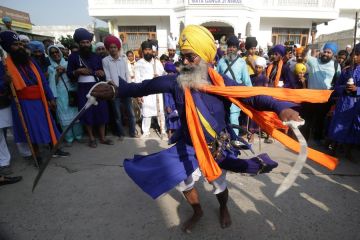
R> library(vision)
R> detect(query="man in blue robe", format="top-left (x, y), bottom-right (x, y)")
top-left (0, 31), bottom-right (68, 162)
top-left (67, 28), bottom-right (112, 148)
top-left (91, 25), bottom-right (301, 233)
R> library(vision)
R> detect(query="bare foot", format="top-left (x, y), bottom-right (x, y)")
top-left (219, 206), bottom-right (232, 229)
top-left (181, 209), bottom-right (203, 233)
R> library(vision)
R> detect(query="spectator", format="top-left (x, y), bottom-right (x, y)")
top-left (301, 42), bottom-right (341, 142)
top-left (95, 42), bottom-right (108, 59)
top-left (103, 35), bottom-right (137, 139)
top-left (134, 40), bottom-right (166, 139)
top-left (126, 50), bottom-right (136, 82)
top-left (67, 28), bottom-right (112, 148)
top-left (47, 45), bottom-right (83, 146)
top-left (28, 41), bottom-right (50, 77)
top-left (0, 31), bottom-right (68, 161)
top-left (327, 43), bottom-right (360, 159)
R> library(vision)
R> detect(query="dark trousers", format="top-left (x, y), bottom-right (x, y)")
top-left (300, 102), bottom-right (332, 141)
top-left (111, 97), bottom-right (136, 137)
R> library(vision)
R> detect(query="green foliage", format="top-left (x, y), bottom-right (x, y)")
top-left (58, 35), bottom-right (76, 49)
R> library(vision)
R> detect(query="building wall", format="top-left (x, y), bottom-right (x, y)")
top-left (32, 25), bottom-right (94, 43)
top-left (111, 16), bottom-right (170, 55)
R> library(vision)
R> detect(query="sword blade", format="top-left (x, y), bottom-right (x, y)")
top-left (275, 126), bottom-right (308, 197)
top-left (32, 105), bottom-right (89, 192)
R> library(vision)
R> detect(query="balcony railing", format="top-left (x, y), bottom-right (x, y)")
top-left (261, 0), bottom-right (335, 8)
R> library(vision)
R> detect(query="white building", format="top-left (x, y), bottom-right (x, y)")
top-left (32, 25), bottom-right (94, 43)
top-left (88, 0), bottom-right (356, 54)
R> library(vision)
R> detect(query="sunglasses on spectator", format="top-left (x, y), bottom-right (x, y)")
top-left (179, 53), bottom-right (199, 63)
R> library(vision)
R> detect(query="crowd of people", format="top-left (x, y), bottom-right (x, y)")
top-left (0, 17), bottom-right (359, 192)
top-left (0, 16), bottom-right (358, 232)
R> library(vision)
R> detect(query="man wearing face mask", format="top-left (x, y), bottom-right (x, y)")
top-left (217, 35), bottom-right (251, 134)
top-left (134, 40), bottom-right (166, 139)
top-left (300, 42), bottom-right (341, 143)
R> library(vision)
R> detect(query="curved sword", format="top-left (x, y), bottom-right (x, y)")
top-left (275, 118), bottom-right (307, 197)
top-left (32, 82), bottom-right (111, 192)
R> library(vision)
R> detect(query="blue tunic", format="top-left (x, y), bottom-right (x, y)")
top-left (328, 66), bottom-right (360, 144)
top-left (118, 74), bottom-right (296, 199)
top-left (67, 52), bottom-right (109, 125)
top-left (7, 60), bottom-right (60, 144)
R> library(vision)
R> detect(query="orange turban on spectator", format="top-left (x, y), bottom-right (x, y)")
top-left (295, 46), bottom-right (304, 55)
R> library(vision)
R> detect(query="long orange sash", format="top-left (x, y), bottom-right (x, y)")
top-left (185, 67), bottom-right (338, 182)
top-left (6, 57), bottom-right (58, 145)
top-left (266, 59), bottom-right (283, 87)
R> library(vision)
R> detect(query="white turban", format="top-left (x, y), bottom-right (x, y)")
top-left (19, 34), bottom-right (30, 43)
top-left (255, 57), bottom-right (267, 68)
top-left (95, 42), bottom-right (105, 49)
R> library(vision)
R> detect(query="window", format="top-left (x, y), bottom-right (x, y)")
top-left (272, 28), bottom-right (309, 46)
top-left (118, 26), bottom-right (157, 51)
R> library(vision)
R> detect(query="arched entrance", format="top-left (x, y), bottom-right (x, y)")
top-left (201, 21), bottom-right (235, 41)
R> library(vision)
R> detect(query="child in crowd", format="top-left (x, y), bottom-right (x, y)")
top-left (248, 57), bottom-right (272, 143)
top-left (294, 63), bottom-right (307, 89)
top-left (163, 62), bottom-right (181, 141)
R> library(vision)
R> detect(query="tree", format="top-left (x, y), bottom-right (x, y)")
top-left (58, 35), bottom-right (76, 49)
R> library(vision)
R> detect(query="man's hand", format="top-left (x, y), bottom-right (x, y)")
top-left (346, 84), bottom-right (357, 92)
top-left (56, 66), bottom-right (66, 74)
top-left (95, 70), bottom-right (105, 78)
top-left (75, 68), bottom-right (92, 76)
top-left (279, 108), bottom-right (300, 122)
top-left (90, 83), bottom-right (116, 100)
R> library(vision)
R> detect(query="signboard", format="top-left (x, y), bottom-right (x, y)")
top-left (0, 6), bottom-right (32, 30)
top-left (189, 0), bottom-right (242, 4)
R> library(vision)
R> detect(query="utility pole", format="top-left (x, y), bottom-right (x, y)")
top-left (354, 11), bottom-right (358, 47)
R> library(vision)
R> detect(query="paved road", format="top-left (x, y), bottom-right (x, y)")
top-left (1, 132), bottom-right (359, 240)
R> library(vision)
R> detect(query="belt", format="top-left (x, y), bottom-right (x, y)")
top-left (207, 131), bottom-right (232, 162)
top-left (17, 86), bottom-right (41, 100)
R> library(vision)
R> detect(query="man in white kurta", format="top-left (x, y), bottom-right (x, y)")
top-left (135, 40), bottom-right (166, 138)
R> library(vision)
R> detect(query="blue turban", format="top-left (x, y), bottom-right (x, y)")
top-left (226, 35), bottom-right (239, 48)
top-left (0, 31), bottom-right (20, 53)
top-left (272, 44), bottom-right (286, 57)
top-left (323, 42), bottom-right (338, 54)
top-left (164, 62), bottom-right (177, 73)
top-left (2, 16), bottom-right (12, 23)
top-left (73, 28), bottom-right (94, 43)
top-left (28, 41), bottom-right (45, 53)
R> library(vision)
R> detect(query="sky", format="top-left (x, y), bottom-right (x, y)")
top-left (1, 0), bottom-right (107, 27)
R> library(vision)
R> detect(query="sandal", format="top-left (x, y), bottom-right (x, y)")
top-left (88, 139), bottom-right (97, 148)
top-left (100, 139), bottom-right (114, 145)
top-left (0, 176), bottom-right (23, 186)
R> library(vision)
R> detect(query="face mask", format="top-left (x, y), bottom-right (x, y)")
top-left (144, 53), bottom-right (153, 61)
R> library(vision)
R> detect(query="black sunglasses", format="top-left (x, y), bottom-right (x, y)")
top-left (179, 53), bottom-right (199, 63)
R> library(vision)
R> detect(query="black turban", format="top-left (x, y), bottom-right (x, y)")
top-left (245, 37), bottom-right (257, 50)
top-left (141, 40), bottom-right (153, 50)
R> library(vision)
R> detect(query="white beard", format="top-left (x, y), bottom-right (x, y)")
top-left (176, 59), bottom-right (210, 90)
